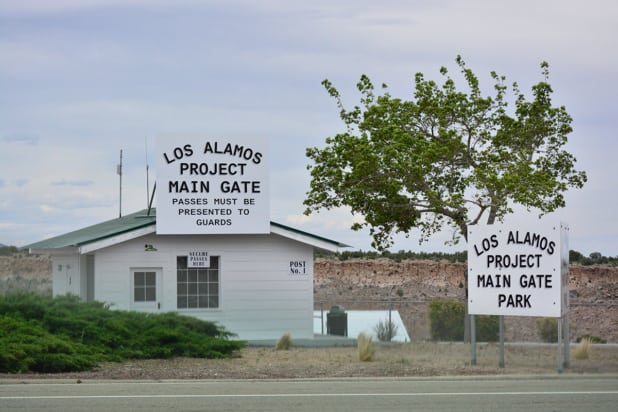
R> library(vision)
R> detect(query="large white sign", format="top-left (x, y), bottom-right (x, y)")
top-left (156, 136), bottom-right (269, 234)
top-left (467, 221), bottom-right (568, 317)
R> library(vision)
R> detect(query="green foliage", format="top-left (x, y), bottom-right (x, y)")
top-left (316, 249), bottom-right (467, 262)
top-left (429, 300), bottom-right (498, 342)
top-left (318, 249), bottom-right (618, 266)
top-left (576, 334), bottom-right (606, 344)
top-left (0, 245), bottom-right (20, 256)
top-left (476, 315), bottom-right (499, 342)
top-left (536, 317), bottom-right (559, 343)
top-left (429, 300), bottom-right (464, 341)
top-left (569, 250), bottom-right (618, 266)
top-left (0, 314), bottom-right (103, 373)
top-left (305, 57), bottom-right (587, 250)
top-left (374, 319), bottom-right (399, 342)
top-left (0, 293), bottom-right (244, 373)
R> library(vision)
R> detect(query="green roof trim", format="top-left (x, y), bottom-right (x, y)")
top-left (26, 209), bottom-right (157, 250)
top-left (26, 209), bottom-right (347, 251)
top-left (270, 221), bottom-right (348, 247)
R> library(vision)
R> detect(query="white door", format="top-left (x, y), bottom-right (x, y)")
top-left (130, 268), bottom-right (162, 312)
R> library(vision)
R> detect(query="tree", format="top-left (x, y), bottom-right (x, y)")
top-left (304, 56), bottom-right (587, 251)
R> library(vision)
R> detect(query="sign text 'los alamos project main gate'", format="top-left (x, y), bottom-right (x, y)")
top-left (468, 220), bottom-right (570, 371)
top-left (156, 135), bottom-right (269, 234)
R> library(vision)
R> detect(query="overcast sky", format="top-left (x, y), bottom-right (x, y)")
top-left (1, 0), bottom-right (616, 256)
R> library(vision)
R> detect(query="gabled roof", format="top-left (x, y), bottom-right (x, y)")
top-left (26, 209), bottom-right (157, 251)
top-left (26, 209), bottom-right (348, 253)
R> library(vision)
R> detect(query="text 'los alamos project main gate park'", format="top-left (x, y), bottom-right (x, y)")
top-left (468, 225), bottom-right (565, 315)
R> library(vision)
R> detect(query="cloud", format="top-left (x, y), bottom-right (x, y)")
top-left (39, 188), bottom-right (116, 210)
top-left (0, 39), bottom-right (67, 77)
top-left (0, 0), bottom-right (615, 256)
top-left (286, 207), bottom-right (365, 231)
top-left (0, 179), bottom-right (30, 189)
top-left (1, 134), bottom-right (40, 145)
top-left (39, 204), bottom-right (58, 215)
top-left (285, 214), bottom-right (312, 226)
top-left (0, 0), bottom-right (204, 16)
top-left (51, 179), bottom-right (95, 187)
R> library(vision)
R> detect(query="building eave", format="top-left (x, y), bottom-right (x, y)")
top-left (25, 209), bottom-right (349, 254)
top-left (78, 225), bottom-right (156, 253)
top-left (269, 222), bottom-right (349, 253)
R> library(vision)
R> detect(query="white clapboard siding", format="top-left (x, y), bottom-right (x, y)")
top-left (88, 232), bottom-right (315, 340)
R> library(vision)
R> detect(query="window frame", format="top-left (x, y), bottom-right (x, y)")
top-left (129, 267), bottom-right (162, 312)
top-left (176, 255), bottom-right (220, 310)
top-left (133, 270), bottom-right (157, 302)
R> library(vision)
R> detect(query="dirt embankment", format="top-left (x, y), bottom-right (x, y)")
top-left (1, 254), bottom-right (616, 342)
top-left (314, 258), bottom-right (618, 343)
top-left (0, 254), bottom-right (51, 296)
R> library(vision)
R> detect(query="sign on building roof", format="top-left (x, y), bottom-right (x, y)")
top-left (467, 220), bottom-right (568, 317)
top-left (156, 135), bottom-right (269, 234)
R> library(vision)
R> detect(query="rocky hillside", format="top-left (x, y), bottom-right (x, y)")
top-left (1, 254), bottom-right (616, 342)
top-left (314, 258), bottom-right (617, 342)
top-left (0, 254), bottom-right (52, 296)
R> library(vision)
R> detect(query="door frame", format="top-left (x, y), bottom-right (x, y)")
top-left (129, 267), bottom-right (163, 312)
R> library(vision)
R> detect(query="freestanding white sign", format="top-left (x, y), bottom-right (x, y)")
top-left (156, 135), bottom-right (269, 234)
top-left (467, 221), bottom-right (568, 317)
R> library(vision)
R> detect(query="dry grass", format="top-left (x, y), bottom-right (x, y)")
top-left (2, 342), bottom-right (617, 381)
top-left (357, 333), bottom-right (375, 361)
top-left (573, 338), bottom-right (592, 360)
top-left (275, 333), bottom-right (292, 350)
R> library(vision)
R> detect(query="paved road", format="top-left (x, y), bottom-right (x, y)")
top-left (1, 376), bottom-right (617, 411)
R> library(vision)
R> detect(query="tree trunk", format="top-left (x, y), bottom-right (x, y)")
top-left (487, 206), bottom-right (497, 225)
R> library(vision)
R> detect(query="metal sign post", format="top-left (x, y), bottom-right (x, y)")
top-left (563, 313), bottom-right (570, 369)
top-left (499, 315), bottom-right (505, 368)
top-left (557, 315), bottom-right (563, 373)
top-left (470, 314), bottom-right (476, 366)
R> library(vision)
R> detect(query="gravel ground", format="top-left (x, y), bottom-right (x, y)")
top-left (2, 342), bottom-right (617, 381)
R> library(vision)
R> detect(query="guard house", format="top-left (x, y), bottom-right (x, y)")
top-left (27, 209), bottom-right (345, 340)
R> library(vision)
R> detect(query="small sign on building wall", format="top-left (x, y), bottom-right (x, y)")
top-left (156, 135), bottom-right (269, 234)
top-left (188, 251), bottom-right (210, 268)
top-left (467, 220), bottom-right (568, 317)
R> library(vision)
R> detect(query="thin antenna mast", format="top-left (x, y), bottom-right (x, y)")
top-left (145, 137), bottom-right (150, 209)
top-left (147, 182), bottom-right (156, 216)
top-left (117, 149), bottom-right (123, 218)
top-left (145, 137), bottom-right (156, 216)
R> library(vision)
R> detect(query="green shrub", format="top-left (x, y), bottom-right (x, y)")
top-left (422, 300), bottom-right (503, 342)
top-left (0, 245), bottom-right (19, 256)
top-left (576, 334), bottom-right (606, 344)
top-left (536, 318), bottom-right (559, 342)
top-left (0, 314), bottom-right (102, 373)
top-left (476, 315), bottom-right (499, 342)
top-left (0, 292), bottom-right (245, 373)
top-left (374, 319), bottom-right (399, 342)
top-left (0, 291), bottom-right (49, 320)
top-left (429, 300), bottom-right (464, 341)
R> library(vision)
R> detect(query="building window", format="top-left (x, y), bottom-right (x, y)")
top-left (177, 256), bottom-right (219, 309)
top-left (134, 271), bottom-right (156, 302)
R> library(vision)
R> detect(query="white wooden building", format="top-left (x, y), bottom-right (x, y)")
top-left (27, 209), bottom-right (346, 340)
